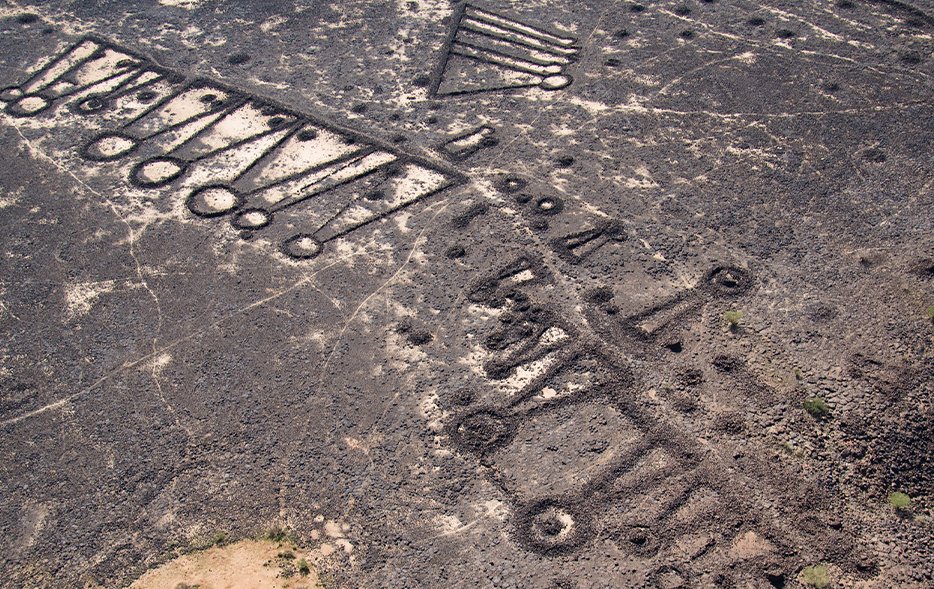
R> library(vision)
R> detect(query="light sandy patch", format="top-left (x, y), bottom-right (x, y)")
top-left (502, 353), bottom-right (555, 390)
top-left (64, 280), bottom-right (116, 319)
top-left (622, 165), bottom-right (659, 189)
top-left (729, 530), bottom-right (775, 560)
top-left (129, 539), bottom-right (322, 589)
top-left (0, 187), bottom-right (24, 209)
top-left (261, 15), bottom-right (289, 33)
top-left (158, 0), bottom-right (203, 8)
top-left (567, 96), bottom-right (611, 115)
top-left (419, 390), bottom-right (447, 431)
top-left (344, 436), bottom-right (369, 453)
top-left (17, 502), bottom-right (51, 552)
top-left (434, 513), bottom-right (463, 535)
top-left (150, 352), bottom-right (173, 374)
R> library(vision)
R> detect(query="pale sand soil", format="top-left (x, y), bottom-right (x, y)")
top-left (129, 540), bottom-right (322, 589)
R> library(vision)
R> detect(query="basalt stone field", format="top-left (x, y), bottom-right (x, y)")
top-left (0, 1), bottom-right (931, 588)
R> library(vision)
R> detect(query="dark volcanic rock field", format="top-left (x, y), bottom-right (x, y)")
top-left (0, 1), bottom-right (931, 587)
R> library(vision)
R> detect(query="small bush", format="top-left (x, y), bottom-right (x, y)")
top-left (265, 526), bottom-right (289, 543)
top-left (888, 491), bottom-right (911, 509)
top-left (780, 441), bottom-right (802, 456)
top-left (278, 550), bottom-right (295, 560)
top-left (723, 310), bottom-right (743, 328)
top-left (803, 397), bottom-right (830, 419)
top-left (297, 558), bottom-right (311, 576)
top-left (801, 564), bottom-right (831, 588)
top-left (926, 305), bottom-right (934, 320)
top-left (190, 530), bottom-right (228, 551)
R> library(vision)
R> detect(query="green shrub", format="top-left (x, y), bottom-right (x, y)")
top-left (265, 526), bottom-right (289, 542)
top-left (723, 310), bottom-right (743, 328)
top-left (888, 491), bottom-right (911, 509)
top-left (926, 305), bottom-right (934, 320)
top-left (801, 564), bottom-right (831, 588)
top-left (780, 441), bottom-right (802, 457)
top-left (190, 530), bottom-right (228, 551)
top-left (803, 397), bottom-right (830, 419)
top-left (297, 558), bottom-right (311, 576)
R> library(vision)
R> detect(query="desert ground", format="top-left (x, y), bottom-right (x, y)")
top-left (0, 1), bottom-right (931, 588)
